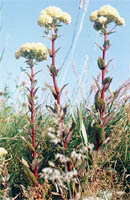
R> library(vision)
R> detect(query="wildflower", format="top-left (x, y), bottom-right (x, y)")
top-left (55, 153), bottom-right (69, 163)
top-left (41, 167), bottom-right (62, 182)
top-left (0, 147), bottom-right (7, 157)
top-left (38, 13), bottom-right (53, 27)
top-left (90, 5), bottom-right (125, 29)
top-left (48, 132), bottom-right (61, 144)
top-left (38, 6), bottom-right (71, 28)
top-left (59, 12), bottom-right (71, 24)
top-left (90, 10), bottom-right (98, 21)
top-left (15, 42), bottom-right (48, 62)
top-left (97, 16), bottom-right (107, 24)
top-left (71, 150), bottom-right (83, 160)
top-left (63, 169), bottom-right (77, 181)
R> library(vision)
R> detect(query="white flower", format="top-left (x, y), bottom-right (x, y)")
top-left (0, 147), bottom-right (7, 157)
top-left (38, 6), bottom-right (71, 28)
top-left (63, 169), bottom-right (77, 181)
top-left (116, 17), bottom-right (125, 26)
top-left (90, 10), bottom-right (98, 22)
top-left (98, 5), bottom-right (119, 18)
top-left (15, 42), bottom-right (48, 62)
top-left (90, 5), bottom-right (125, 28)
top-left (59, 12), bottom-right (71, 24)
top-left (97, 16), bottom-right (107, 24)
top-left (48, 133), bottom-right (61, 144)
top-left (43, 6), bottom-right (63, 19)
top-left (71, 151), bottom-right (83, 160)
top-left (41, 167), bottom-right (62, 181)
top-left (38, 13), bottom-right (53, 27)
top-left (55, 153), bottom-right (69, 163)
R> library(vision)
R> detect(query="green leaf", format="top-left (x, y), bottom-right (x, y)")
top-left (31, 157), bottom-right (38, 171)
top-left (79, 104), bottom-right (88, 147)
top-left (100, 27), bottom-right (107, 34)
top-left (59, 83), bottom-right (68, 97)
top-left (0, 48), bottom-right (5, 63)
top-left (27, 95), bottom-right (34, 105)
top-left (45, 83), bottom-right (57, 99)
top-left (107, 30), bottom-right (116, 35)
top-left (47, 48), bottom-right (52, 57)
top-left (95, 90), bottom-right (105, 113)
top-left (34, 70), bottom-right (42, 76)
top-left (34, 87), bottom-right (39, 96)
top-left (22, 157), bottom-right (30, 168)
top-left (48, 65), bottom-right (58, 76)
top-left (21, 136), bottom-right (35, 153)
top-left (54, 47), bottom-right (61, 56)
top-left (103, 40), bottom-right (111, 50)
top-left (97, 57), bottom-right (105, 70)
top-left (81, 120), bottom-right (88, 147)
top-left (23, 165), bottom-right (38, 185)
top-left (25, 72), bottom-right (31, 80)
top-left (95, 42), bottom-right (103, 51)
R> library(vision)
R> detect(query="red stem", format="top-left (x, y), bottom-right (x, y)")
top-left (52, 29), bottom-right (60, 105)
top-left (100, 25), bottom-right (107, 121)
top-left (30, 65), bottom-right (38, 181)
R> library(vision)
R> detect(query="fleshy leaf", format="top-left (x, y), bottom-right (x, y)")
top-left (21, 136), bottom-right (35, 153)
top-left (97, 57), bottom-right (105, 70)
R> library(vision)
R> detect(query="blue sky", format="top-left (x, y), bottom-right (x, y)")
top-left (0, 0), bottom-right (129, 104)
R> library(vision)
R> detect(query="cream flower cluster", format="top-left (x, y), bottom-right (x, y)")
top-left (0, 147), bottom-right (7, 157)
top-left (15, 42), bottom-right (48, 62)
top-left (90, 5), bottom-right (125, 28)
top-left (38, 6), bottom-right (71, 28)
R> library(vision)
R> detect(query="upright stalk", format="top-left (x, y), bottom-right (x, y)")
top-left (52, 28), bottom-right (60, 105)
top-left (100, 25), bottom-right (107, 121)
top-left (30, 65), bottom-right (38, 181)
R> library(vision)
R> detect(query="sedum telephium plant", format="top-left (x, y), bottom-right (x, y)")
top-left (89, 5), bottom-right (125, 151)
top-left (38, 6), bottom-right (80, 199)
top-left (38, 7), bottom-right (73, 150)
top-left (15, 43), bottom-right (48, 186)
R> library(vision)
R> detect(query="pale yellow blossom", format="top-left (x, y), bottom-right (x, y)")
top-left (0, 147), bottom-right (7, 157)
top-left (90, 10), bottom-right (98, 22)
top-left (38, 13), bottom-right (53, 27)
top-left (98, 5), bottom-right (119, 18)
top-left (90, 5), bottom-right (125, 29)
top-left (43, 6), bottom-right (63, 19)
top-left (59, 12), bottom-right (71, 24)
top-left (116, 17), bottom-right (125, 26)
top-left (97, 16), bottom-right (107, 24)
top-left (15, 42), bottom-right (48, 62)
top-left (38, 6), bottom-right (71, 28)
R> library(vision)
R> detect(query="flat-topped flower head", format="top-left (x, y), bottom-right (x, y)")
top-left (43, 6), bottom-right (63, 19)
top-left (15, 42), bottom-right (48, 62)
top-left (90, 5), bottom-right (125, 31)
top-left (0, 147), bottom-right (7, 158)
top-left (38, 6), bottom-right (71, 29)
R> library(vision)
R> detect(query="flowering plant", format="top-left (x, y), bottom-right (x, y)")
top-left (38, 6), bottom-right (71, 29)
top-left (89, 5), bottom-right (125, 151)
top-left (15, 42), bottom-right (48, 62)
top-left (15, 42), bottom-right (48, 185)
